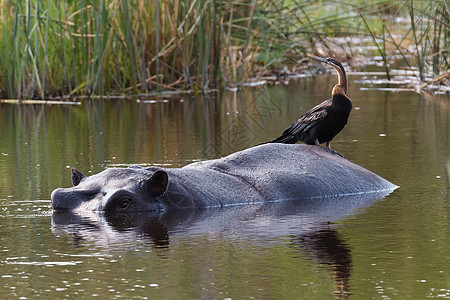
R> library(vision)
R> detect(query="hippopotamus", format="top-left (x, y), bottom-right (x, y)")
top-left (51, 143), bottom-right (397, 212)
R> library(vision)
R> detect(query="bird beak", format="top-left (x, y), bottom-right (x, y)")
top-left (307, 54), bottom-right (328, 64)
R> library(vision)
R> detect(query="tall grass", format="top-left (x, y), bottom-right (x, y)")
top-left (0, 0), bottom-right (448, 99)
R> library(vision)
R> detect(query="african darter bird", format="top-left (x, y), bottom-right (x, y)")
top-left (268, 55), bottom-right (352, 154)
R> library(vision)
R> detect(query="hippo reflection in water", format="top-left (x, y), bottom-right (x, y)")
top-left (52, 192), bottom-right (392, 296)
top-left (51, 143), bottom-right (397, 212)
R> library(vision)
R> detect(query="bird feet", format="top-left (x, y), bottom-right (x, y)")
top-left (313, 139), bottom-right (346, 158)
top-left (319, 146), bottom-right (346, 158)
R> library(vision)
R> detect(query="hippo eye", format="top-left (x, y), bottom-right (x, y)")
top-left (103, 191), bottom-right (136, 212)
top-left (116, 199), bottom-right (132, 212)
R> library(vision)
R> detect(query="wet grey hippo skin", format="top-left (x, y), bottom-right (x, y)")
top-left (51, 143), bottom-right (398, 212)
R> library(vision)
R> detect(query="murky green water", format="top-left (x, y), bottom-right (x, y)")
top-left (0, 75), bottom-right (449, 299)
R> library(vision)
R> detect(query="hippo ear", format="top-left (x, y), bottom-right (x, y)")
top-left (71, 168), bottom-right (85, 186)
top-left (146, 170), bottom-right (169, 197)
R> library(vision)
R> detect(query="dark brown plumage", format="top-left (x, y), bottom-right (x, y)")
top-left (269, 55), bottom-right (352, 152)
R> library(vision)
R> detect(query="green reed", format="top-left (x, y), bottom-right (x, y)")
top-left (0, 0), bottom-right (448, 100)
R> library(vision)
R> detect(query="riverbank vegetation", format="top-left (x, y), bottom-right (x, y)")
top-left (0, 0), bottom-right (448, 100)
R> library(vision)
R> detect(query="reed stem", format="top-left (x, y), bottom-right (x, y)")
top-left (0, 0), bottom-right (447, 99)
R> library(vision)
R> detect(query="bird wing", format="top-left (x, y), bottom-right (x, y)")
top-left (268, 99), bottom-right (331, 144)
top-left (282, 99), bottom-right (331, 136)
top-left (297, 99), bottom-right (331, 124)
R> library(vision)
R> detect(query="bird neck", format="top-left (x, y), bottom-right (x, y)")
top-left (331, 64), bottom-right (348, 96)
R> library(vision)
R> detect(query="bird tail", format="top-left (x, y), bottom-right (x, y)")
top-left (268, 134), bottom-right (297, 144)
top-left (259, 122), bottom-right (304, 145)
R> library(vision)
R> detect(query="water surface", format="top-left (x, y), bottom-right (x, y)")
top-left (0, 75), bottom-right (449, 299)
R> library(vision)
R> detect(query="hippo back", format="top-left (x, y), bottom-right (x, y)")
top-left (182, 143), bottom-right (397, 201)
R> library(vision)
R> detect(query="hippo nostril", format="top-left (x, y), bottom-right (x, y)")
top-left (51, 203), bottom-right (67, 210)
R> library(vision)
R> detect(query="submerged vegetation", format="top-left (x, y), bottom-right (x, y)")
top-left (0, 0), bottom-right (448, 99)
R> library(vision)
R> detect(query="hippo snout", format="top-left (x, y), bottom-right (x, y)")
top-left (51, 188), bottom-right (70, 210)
top-left (51, 188), bottom-right (86, 211)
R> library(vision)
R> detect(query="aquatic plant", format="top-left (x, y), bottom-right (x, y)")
top-left (0, 0), bottom-right (448, 99)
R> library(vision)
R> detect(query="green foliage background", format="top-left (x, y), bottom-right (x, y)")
top-left (0, 0), bottom-right (448, 99)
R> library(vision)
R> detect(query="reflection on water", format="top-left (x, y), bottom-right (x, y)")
top-left (51, 192), bottom-right (392, 298)
top-left (0, 75), bottom-right (448, 298)
top-left (51, 192), bottom-right (392, 249)
top-left (293, 229), bottom-right (351, 298)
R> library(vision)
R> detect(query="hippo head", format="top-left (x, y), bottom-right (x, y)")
top-left (51, 167), bottom-right (169, 212)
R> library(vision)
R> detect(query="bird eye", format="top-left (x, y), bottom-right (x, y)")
top-left (116, 199), bottom-right (132, 212)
